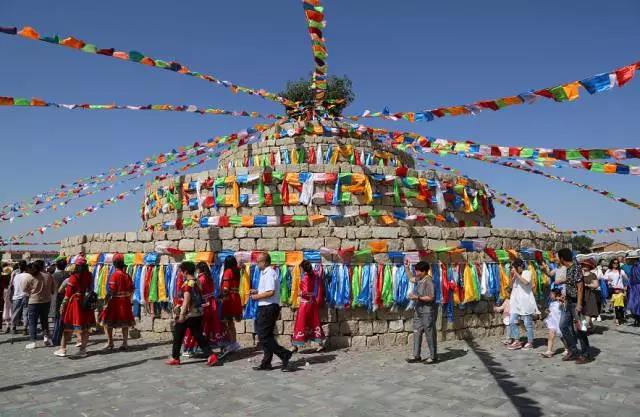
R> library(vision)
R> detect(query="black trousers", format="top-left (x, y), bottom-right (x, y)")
top-left (615, 306), bottom-right (625, 322)
top-left (171, 316), bottom-right (211, 360)
top-left (27, 302), bottom-right (50, 341)
top-left (256, 304), bottom-right (290, 367)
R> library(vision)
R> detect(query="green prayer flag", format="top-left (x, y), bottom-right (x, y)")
top-left (128, 50), bottom-right (145, 62)
top-left (148, 266), bottom-right (159, 302)
top-left (124, 253), bottom-right (135, 266)
top-left (81, 44), bottom-right (97, 53)
top-left (549, 85), bottom-right (568, 102)
top-left (268, 251), bottom-right (285, 265)
top-left (14, 98), bottom-right (29, 106)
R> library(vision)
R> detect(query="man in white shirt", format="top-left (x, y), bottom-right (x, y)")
top-left (250, 253), bottom-right (292, 372)
top-left (10, 261), bottom-right (31, 335)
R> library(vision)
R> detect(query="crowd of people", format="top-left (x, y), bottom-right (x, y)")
top-left (1, 247), bottom-right (639, 370)
top-left (491, 249), bottom-right (640, 364)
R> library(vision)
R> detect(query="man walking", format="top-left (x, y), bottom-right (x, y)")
top-left (9, 261), bottom-right (30, 335)
top-left (550, 248), bottom-right (592, 364)
top-left (251, 253), bottom-right (293, 372)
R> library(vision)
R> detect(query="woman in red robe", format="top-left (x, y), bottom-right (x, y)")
top-left (197, 262), bottom-right (226, 345)
top-left (54, 256), bottom-right (96, 357)
top-left (221, 256), bottom-right (243, 352)
top-left (100, 253), bottom-right (135, 351)
top-left (292, 260), bottom-right (325, 350)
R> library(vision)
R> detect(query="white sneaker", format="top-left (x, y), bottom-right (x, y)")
top-left (75, 342), bottom-right (82, 348)
top-left (53, 349), bottom-right (67, 357)
top-left (596, 316), bottom-right (602, 322)
top-left (25, 342), bottom-right (37, 349)
top-left (44, 337), bottom-right (52, 347)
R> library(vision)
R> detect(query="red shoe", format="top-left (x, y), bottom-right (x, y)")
top-left (165, 358), bottom-right (181, 366)
top-left (206, 354), bottom-right (219, 366)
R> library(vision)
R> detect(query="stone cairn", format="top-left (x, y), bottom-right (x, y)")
top-left (60, 120), bottom-right (571, 349)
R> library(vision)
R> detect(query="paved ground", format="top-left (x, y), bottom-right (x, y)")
top-left (0, 320), bottom-right (639, 417)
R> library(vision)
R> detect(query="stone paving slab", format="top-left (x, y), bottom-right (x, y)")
top-left (0, 321), bottom-right (638, 417)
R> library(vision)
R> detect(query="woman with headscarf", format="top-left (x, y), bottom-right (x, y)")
top-left (54, 256), bottom-right (96, 357)
top-left (221, 256), bottom-right (243, 353)
top-left (291, 260), bottom-right (325, 351)
top-left (99, 253), bottom-right (135, 351)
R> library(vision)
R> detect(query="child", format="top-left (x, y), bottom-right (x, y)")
top-left (540, 288), bottom-right (566, 358)
top-left (493, 287), bottom-right (512, 345)
top-left (405, 261), bottom-right (437, 364)
top-left (612, 288), bottom-right (626, 325)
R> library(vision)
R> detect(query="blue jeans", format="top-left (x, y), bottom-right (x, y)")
top-left (509, 313), bottom-right (534, 344)
top-left (560, 301), bottom-right (591, 358)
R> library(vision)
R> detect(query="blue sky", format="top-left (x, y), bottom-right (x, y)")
top-left (0, 0), bottom-right (639, 248)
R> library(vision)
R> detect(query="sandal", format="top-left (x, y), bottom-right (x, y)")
top-left (540, 351), bottom-right (554, 358)
top-left (103, 344), bottom-right (115, 351)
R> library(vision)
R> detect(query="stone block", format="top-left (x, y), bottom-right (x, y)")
top-left (300, 228), bottom-right (319, 237)
top-left (278, 238), bottom-right (296, 251)
top-left (389, 320), bottom-right (404, 332)
top-left (236, 333), bottom-right (255, 347)
top-left (350, 309), bottom-right (375, 320)
top-left (245, 319), bottom-right (255, 333)
top-left (280, 307), bottom-right (294, 320)
top-left (167, 230), bottom-right (182, 240)
top-left (355, 227), bottom-right (372, 239)
top-left (324, 237), bottom-right (341, 249)
top-left (373, 320), bottom-right (388, 334)
top-left (247, 229), bottom-right (262, 238)
top-left (283, 320), bottom-right (294, 335)
top-left (275, 320), bottom-right (284, 335)
top-left (127, 242), bottom-right (144, 253)
top-left (357, 321), bottom-right (374, 336)
top-left (113, 242), bottom-right (128, 253)
top-left (143, 242), bottom-right (155, 253)
top-left (372, 227), bottom-right (399, 239)
top-left (319, 308), bottom-right (337, 323)
top-left (286, 228), bottom-right (302, 238)
top-left (178, 239), bottom-right (195, 252)
top-left (326, 336), bottom-right (350, 349)
top-left (256, 238), bottom-right (278, 251)
top-left (340, 320), bottom-right (359, 335)
top-left (404, 319), bottom-right (414, 332)
top-left (125, 232), bottom-right (137, 242)
top-left (366, 335), bottom-right (380, 347)
top-left (296, 238), bottom-right (323, 250)
top-left (195, 240), bottom-right (209, 252)
top-left (350, 335), bottom-right (367, 349)
top-left (110, 232), bottom-right (125, 241)
top-left (218, 228), bottom-right (235, 240)
top-left (138, 231), bottom-right (153, 242)
top-left (379, 333), bottom-right (396, 347)
top-left (262, 227), bottom-right (285, 239)
top-left (394, 333), bottom-right (408, 346)
top-left (239, 239), bottom-right (256, 251)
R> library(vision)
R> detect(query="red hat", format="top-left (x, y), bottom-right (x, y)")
top-left (74, 256), bottom-right (87, 266)
top-left (579, 258), bottom-right (596, 270)
top-left (113, 253), bottom-right (125, 263)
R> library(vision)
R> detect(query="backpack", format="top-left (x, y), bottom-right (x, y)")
top-left (186, 279), bottom-right (203, 312)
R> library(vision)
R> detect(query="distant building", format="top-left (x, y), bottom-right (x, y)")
top-left (590, 241), bottom-right (635, 253)
top-left (0, 250), bottom-right (59, 264)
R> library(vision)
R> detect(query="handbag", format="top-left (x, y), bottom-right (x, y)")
top-left (81, 289), bottom-right (98, 311)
